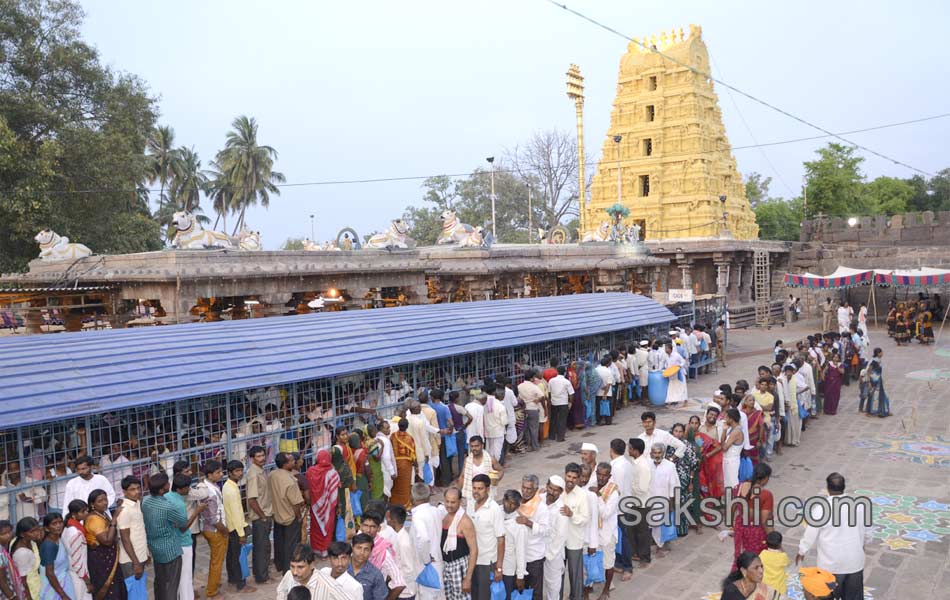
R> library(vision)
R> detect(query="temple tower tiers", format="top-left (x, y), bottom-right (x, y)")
top-left (584, 24), bottom-right (759, 241)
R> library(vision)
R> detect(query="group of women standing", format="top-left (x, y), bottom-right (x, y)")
top-left (1, 489), bottom-right (125, 600)
top-left (886, 300), bottom-right (935, 345)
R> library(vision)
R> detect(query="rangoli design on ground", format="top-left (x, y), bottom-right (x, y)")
top-left (853, 489), bottom-right (950, 551)
top-left (851, 435), bottom-right (950, 468)
top-left (701, 574), bottom-right (874, 600)
top-left (904, 368), bottom-right (950, 381)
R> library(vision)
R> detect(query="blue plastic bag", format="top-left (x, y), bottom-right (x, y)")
top-left (598, 398), bottom-right (611, 417)
top-left (351, 490), bottom-right (363, 517)
top-left (583, 550), bottom-right (605, 585)
top-left (658, 512), bottom-right (678, 544)
top-left (615, 524), bottom-right (624, 556)
top-left (798, 400), bottom-right (809, 420)
top-left (511, 589), bottom-right (534, 600)
top-left (422, 461), bottom-right (434, 485)
top-left (239, 543), bottom-right (252, 579)
top-left (444, 433), bottom-right (458, 459)
top-left (125, 573), bottom-right (148, 600)
top-left (490, 580), bottom-right (506, 600)
top-left (335, 515), bottom-right (346, 542)
top-left (738, 456), bottom-right (753, 482)
top-left (416, 562), bottom-right (441, 589)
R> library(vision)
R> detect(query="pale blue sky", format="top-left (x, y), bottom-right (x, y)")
top-left (80, 0), bottom-right (949, 247)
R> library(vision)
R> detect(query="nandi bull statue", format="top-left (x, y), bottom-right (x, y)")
top-left (171, 211), bottom-right (235, 249)
top-left (580, 221), bottom-right (610, 242)
top-left (235, 229), bottom-right (262, 251)
top-left (365, 219), bottom-right (416, 249)
top-left (437, 210), bottom-right (491, 247)
top-left (34, 229), bottom-right (93, 260)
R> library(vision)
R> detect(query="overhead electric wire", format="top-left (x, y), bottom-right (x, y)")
top-left (0, 114), bottom-right (946, 197)
top-left (542, 0), bottom-right (936, 177)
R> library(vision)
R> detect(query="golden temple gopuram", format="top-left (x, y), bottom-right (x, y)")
top-left (583, 24), bottom-right (758, 241)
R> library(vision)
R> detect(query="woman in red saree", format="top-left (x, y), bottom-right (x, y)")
top-left (741, 395), bottom-right (764, 466)
top-left (390, 418), bottom-right (417, 506)
top-left (731, 463), bottom-right (773, 570)
top-left (823, 352), bottom-right (845, 415)
top-left (306, 449), bottom-right (341, 553)
top-left (696, 406), bottom-right (724, 523)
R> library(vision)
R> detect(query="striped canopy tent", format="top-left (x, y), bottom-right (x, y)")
top-left (874, 267), bottom-right (950, 287)
top-left (783, 267), bottom-right (874, 289)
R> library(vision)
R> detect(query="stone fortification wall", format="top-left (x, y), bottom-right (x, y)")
top-left (789, 212), bottom-right (950, 319)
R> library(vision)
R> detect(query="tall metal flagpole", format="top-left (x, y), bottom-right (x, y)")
top-left (566, 65), bottom-right (586, 234)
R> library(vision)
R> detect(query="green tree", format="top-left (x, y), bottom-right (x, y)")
top-left (145, 125), bottom-right (180, 214)
top-left (205, 159), bottom-right (234, 232)
top-left (802, 143), bottom-right (867, 218)
top-left (862, 176), bottom-right (913, 216)
top-left (506, 129), bottom-right (580, 226)
top-left (281, 236), bottom-right (305, 250)
top-left (744, 172), bottom-right (773, 208)
top-left (754, 197), bottom-right (802, 241)
top-left (215, 115), bottom-right (286, 235)
top-left (0, 0), bottom-right (161, 271)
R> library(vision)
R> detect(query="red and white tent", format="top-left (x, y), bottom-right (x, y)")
top-left (783, 267), bottom-right (874, 289)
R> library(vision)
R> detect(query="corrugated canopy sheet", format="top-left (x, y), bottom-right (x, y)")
top-left (0, 293), bottom-right (675, 428)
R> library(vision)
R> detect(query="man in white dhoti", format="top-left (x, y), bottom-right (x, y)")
top-left (664, 341), bottom-right (689, 404)
top-left (648, 443), bottom-right (679, 558)
top-left (409, 483), bottom-right (446, 600)
top-left (542, 476), bottom-right (568, 600)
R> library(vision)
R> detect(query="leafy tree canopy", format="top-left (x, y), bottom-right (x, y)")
top-left (0, 0), bottom-right (160, 272)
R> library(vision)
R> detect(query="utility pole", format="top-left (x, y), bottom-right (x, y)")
top-left (527, 185), bottom-right (533, 243)
top-left (566, 64), bottom-right (586, 233)
top-left (490, 158), bottom-right (496, 239)
top-left (310, 214), bottom-right (315, 241)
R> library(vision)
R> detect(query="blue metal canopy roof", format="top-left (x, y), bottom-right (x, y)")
top-left (0, 293), bottom-right (674, 428)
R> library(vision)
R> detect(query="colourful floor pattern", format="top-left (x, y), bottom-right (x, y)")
top-left (935, 346), bottom-right (950, 358)
top-left (852, 435), bottom-right (950, 468)
top-left (853, 488), bottom-right (950, 551)
top-left (701, 574), bottom-right (875, 600)
top-left (904, 368), bottom-right (950, 381)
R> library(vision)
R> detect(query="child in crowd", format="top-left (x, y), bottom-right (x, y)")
top-left (759, 531), bottom-right (789, 596)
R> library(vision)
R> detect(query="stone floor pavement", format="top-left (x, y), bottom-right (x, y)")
top-left (184, 319), bottom-right (949, 600)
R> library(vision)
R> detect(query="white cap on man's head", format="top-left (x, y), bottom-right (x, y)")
top-left (639, 340), bottom-right (649, 347)
top-left (548, 475), bottom-right (565, 490)
top-left (581, 442), bottom-right (598, 453)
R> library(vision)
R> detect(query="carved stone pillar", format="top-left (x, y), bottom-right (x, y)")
top-left (727, 259), bottom-right (742, 303)
top-left (739, 257), bottom-right (754, 304)
top-left (715, 262), bottom-right (730, 298)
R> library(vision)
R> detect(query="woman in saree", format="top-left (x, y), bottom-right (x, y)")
top-left (669, 423), bottom-right (701, 537)
top-left (63, 500), bottom-right (92, 600)
top-left (39, 513), bottom-right (73, 600)
top-left (330, 434), bottom-right (357, 544)
top-left (364, 424), bottom-right (385, 501)
top-left (917, 305), bottom-right (934, 344)
top-left (84, 490), bottom-right (125, 600)
top-left (306, 449), bottom-right (341, 556)
top-left (0, 520), bottom-right (24, 600)
top-left (822, 351), bottom-right (845, 415)
top-left (731, 464), bottom-right (774, 570)
top-left (695, 406), bottom-right (724, 524)
top-left (885, 305), bottom-right (897, 337)
top-left (349, 432), bottom-right (370, 497)
top-left (566, 360), bottom-right (584, 429)
top-left (740, 394), bottom-right (764, 467)
top-left (511, 393), bottom-right (527, 453)
top-left (390, 418), bottom-right (418, 506)
top-left (12, 518), bottom-right (43, 600)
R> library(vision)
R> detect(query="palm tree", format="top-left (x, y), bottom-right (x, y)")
top-left (169, 146), bottom-right (209, 213)
top-left (205, 159), bottom-right (234, 232)
top-left (145, 125), bottom-right (181, 214)
top-left (217, 115), bottom-right (286, 235)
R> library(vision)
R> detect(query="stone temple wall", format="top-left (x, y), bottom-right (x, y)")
top-left (789, 212), bottom-right (950, 320)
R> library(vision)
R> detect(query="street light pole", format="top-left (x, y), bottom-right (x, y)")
top-left (309, 214), bottom-right (315, 241)
top-left (527, 185), bottom-right (532, 243)
top-left (613, 135), bottom-right (623, 206)
top-left (486, 156), bottom-right (496, 238)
